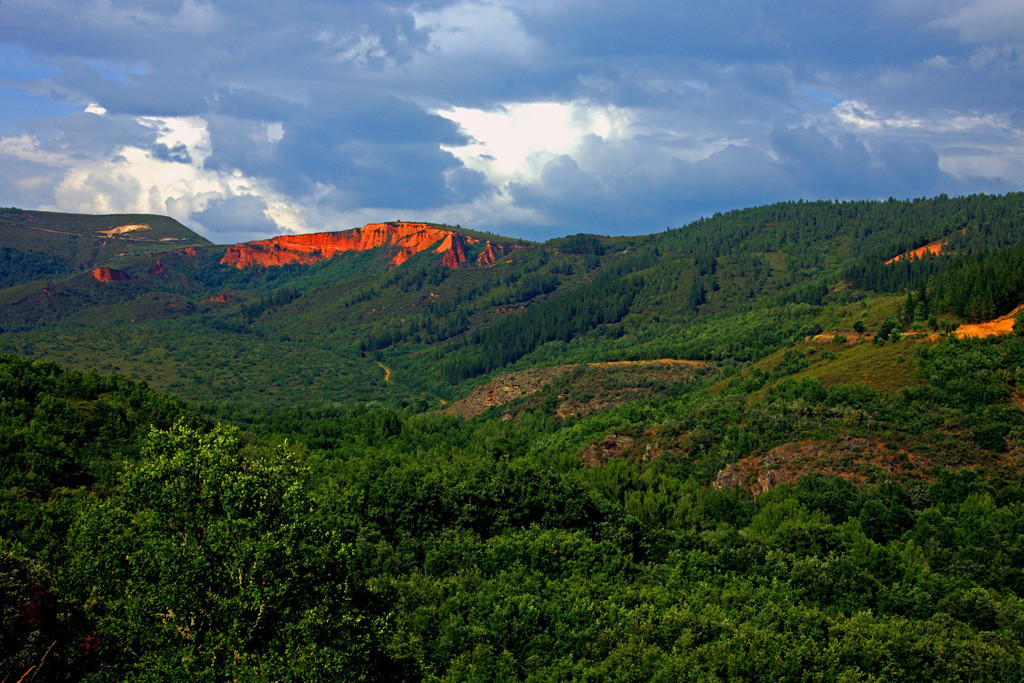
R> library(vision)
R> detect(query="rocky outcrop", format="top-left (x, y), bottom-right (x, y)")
top-left (579, 434), bottom-right (635, 467)
top-left (438, 365), bottom-right (574, 418)
top-left (91, 267), bottom-right (131, 283)
top-left (391, 249), bottom-right (414, 267)
top-left (436, 233), bottom-right (470, 268)
top-left (209, 293), bottom-right (235, 302)
top-left (440, 359), bottom-right (707, 421)
top-left (221, 222), bottom-right (482, 270)
top-left (713, 439), bottom-right (933, 495)
top-left (476, 241), bottom-right (501, 266)
top-left (147, 260), bottom-right (171, 277)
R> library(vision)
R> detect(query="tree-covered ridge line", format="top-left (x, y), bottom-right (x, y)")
top-left (3, 192), bottom-right (1024, 410)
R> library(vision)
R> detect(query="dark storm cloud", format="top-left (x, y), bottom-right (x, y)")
top-left (0, 1), bottom-right (478, 217)
top-left (218, 91), bottom-right (485, 207)
top-left (508, 142), bottom-right (794, 238)
top-left (503, 118), bottom-right (1004, 238)
top-left (23, 110), bottom-right (158, 158)
top-left (878, 140), bottom-right (947, 191)
top-left (53, 59), bottom-right (213, 118)
top-left (191, 194), bottom-right (281, 241)
top-left (0, 0), bottom-right (1021, 239)
top-left (511, 0), bottom-right (960, 67)
top-left (152, 142), bottom-right (192, 164)
top-left (770, 125), bottom-right (877, 195)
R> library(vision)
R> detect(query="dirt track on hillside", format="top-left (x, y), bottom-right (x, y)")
top-left (586, 359), bottom-right (706, 369)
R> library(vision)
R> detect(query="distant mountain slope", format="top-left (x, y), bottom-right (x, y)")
top-left (0, 207), bottom-right (211, 276)
top-left (0, 205), bottom-right (211, 286)
top-left (2, 193), bottom-right (1024, 408)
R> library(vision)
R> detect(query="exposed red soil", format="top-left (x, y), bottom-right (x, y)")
top-left (441, 360), bottom-right (708, 420)
top-left (147, 260), bottom-right (171, 277)
top-left (437, 233), bottom-right (468, 268)
top-left (587, 359), bottom-right (706, 369)
top-left (175, 247), bottom-right (199, 257)
top-left (580, 434), bottom-right (636, 467)
top-left (954, 305), bottom-right (1024, 338)
top-left (477, 240), bottom-right (518, 266)
top-left (713, 439), bottom-right (933, 495)
top-left (439, 365), bottom-right (574, 418)
top-left (886, 239), bottom-right (947, 264)
top-left (209, 293), bottom-right (235, 303)
top-left (220, 222), bottom-right (481, 269)
top-left (391, 249), bottom-right (414, 267)
top-left (91, 267), bottom-right (131, 283)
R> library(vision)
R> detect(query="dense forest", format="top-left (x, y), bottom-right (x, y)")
top-left (6, 325), bottom-right (1024, 680)
top-left (6, 194), bottom-right (1024, 679)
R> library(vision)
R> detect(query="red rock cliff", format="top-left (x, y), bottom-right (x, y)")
top-left (477, 240), bottom-right (513, 266)
top-left (91, 267), bottom-right (132, 283)
top-left (221, 222), bottom-right (481, 269)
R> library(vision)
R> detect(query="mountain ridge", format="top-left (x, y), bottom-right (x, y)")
top-left (220, 221), bottom-right (525, 270)
top-left (3, 192), bottom-right (1024, 413)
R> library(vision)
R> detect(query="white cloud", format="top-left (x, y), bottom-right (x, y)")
top-left (0, 134), bottom-right (72, 167)
top-left (0, 110), bottom-right (310, 239)
top-left (415, 1), bottom-right (540, 61)
top-left (436, 100), bottom-right (633, 186)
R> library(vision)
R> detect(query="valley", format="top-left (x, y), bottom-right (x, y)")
top-left (5, 193), bottom-right (1024, 680)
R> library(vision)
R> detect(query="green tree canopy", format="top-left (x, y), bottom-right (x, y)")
top-left (70, 421), bottom-right (378, 681)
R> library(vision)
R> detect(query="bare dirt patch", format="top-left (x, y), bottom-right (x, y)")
top-left (439, 366), bottom-right (573, 418)
top-left (586, 359), bottom-right (705, 369)
top-left (439, 359), bottom-right (709, 419)
top-left (101, 224), bottom-right (150, 237)
top-left (713, 438), bottom-right (933, 495)
top-left (954, 305), bottom-right (1024, 339)
top-left (885, 239), bottom-right (946, 264)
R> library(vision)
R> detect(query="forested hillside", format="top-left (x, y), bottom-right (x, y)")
top-left (5, 332), bottom-right (1024, 680)
top-left (6, 193), bottom-right (1024, 679)
top-left (3, 193), bottom-right (1024, 408)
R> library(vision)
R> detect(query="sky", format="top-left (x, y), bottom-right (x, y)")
top-left (0, 1), bottom-right (1022, 243)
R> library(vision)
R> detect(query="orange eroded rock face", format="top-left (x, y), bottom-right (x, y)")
top-left (476, 240), bottom-right (512, 266)
top-left (209, 293), bottom-right (235, 302)
top-left (438, 233), bottom-right (469, 268)
top-left (391, 249), bottom-right (414, 267)
top-left (91, 267), bottom-right (131, 283)
top-left (147, 260), bottom-right (170, 277)
top-left (886, 240), bottom-right (946, 264)
top-left (955, 304), bottom-right (1024, 338)
top-left (221, 222), bottom-right (479, 269)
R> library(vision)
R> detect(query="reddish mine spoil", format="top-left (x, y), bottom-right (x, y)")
top-left (209, 293), bottom-right (235, 302)
top-left (175, 247), bottom-right (199, 257)
top-left (437, 233), bottom-right (468, 268)
top-left (91, 267), bottom-right (131, 283)
top-left (955, 304), bottom-right (1024, 338)
top-left (886, 240), bottom-right (946, 264)
top-left (147, 260), bottom-right (170, 276)
top-left (713, 438), bottom-right (932, 495)
top-left (220, 222), bottom-right (479, 269)
top-left (477, 240), bottom-right (511, 266)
